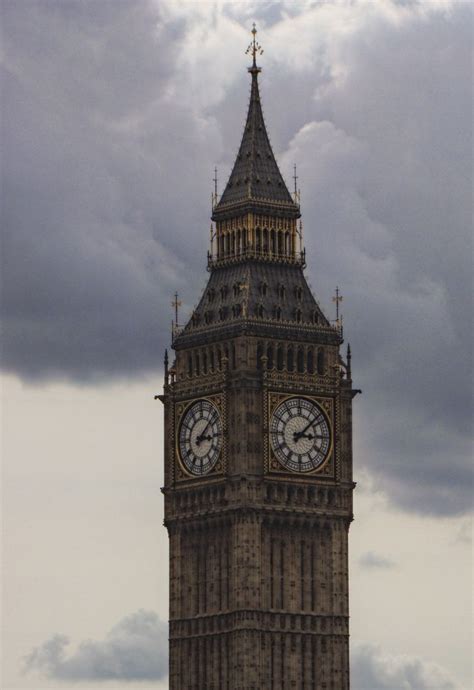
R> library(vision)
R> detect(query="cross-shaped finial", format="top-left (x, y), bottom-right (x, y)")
top-left (332, 286), bottom-right (343, 322)
top-left (246, 23), bottom-right (263, 69)
top-left (171, 291), bottom-right (182, 326)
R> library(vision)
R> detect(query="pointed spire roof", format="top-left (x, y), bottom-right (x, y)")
top-left (213, 25), bottom-right (300, 221)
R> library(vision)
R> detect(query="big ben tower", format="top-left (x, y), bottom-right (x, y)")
top-left (161, 25), bottom-right (357, 690)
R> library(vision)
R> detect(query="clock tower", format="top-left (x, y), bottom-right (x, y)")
top-left (161, 26), bottom-right (357, 690)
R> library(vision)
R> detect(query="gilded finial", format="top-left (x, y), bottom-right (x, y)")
top-left (246, 23), bottom-right (263, 71)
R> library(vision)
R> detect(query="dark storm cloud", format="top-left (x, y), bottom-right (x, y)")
top-left (1, 2), bottom-right (472, 515)
top-left (352, 644), bottom-right (459, 690)
top-left (23, 610), bottom-right (168, 681)
top-left (1, 0), bottom-right (219, 381)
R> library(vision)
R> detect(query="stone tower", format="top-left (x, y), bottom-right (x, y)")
top-left (161, 26), bottom-right (357, 690)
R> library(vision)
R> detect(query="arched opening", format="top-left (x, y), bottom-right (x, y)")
top-left (295, 309), bottom-right (302, 323)
top-left (217, 347), bottom-right (222, 370)
top-left (256, 228), bottom-right (261, 253)
top-left (271, 228), bottom-right (276, 254)
top-left (307, 348), bottom-right (314, 374)
top-left (317, 348), bottom-right (325, 375)
top-left (195, 353), bottom-right (200, 376)
top-left (267, 344), bottom-right (274, 369)
top-left (297, 347), bottom-right (304, 373)
top-left (277, 231), bottom-right (283, 255)
top-left (210, 349), bottom-right (215, 371)
top-left (263, 228), bottom-right (268, 252)
top-left (231, 342), bottom-right (236, 369)
top-left (202, 351), bottom-right (208, 374)
top-left (284, 232), bottom-right (290, 255)
top-left (277, 345), bottom-right (284, 370)
top-left (275, 306), bottom-right (281, 321)
top-left (287, 347), bottom-right (294, 372)
top-left (188, 355), bottom-right (193, 377)
top-left (256, 343), bottom-right (263, 370)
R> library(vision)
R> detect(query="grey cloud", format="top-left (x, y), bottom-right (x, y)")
top-left (359, 551), bottom-right (395, 569)
top-left (23, 609), bottom-right (168, 681)
top-left (352, 643), bottom-right (460, 690)
top-left (1, 2), bottom-right (472, 515)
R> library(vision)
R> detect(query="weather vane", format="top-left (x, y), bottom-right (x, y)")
top-left (246, 23), bottom-right (263, 69)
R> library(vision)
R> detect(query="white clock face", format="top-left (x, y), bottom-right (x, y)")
top-left (270, 397), bottom-right (331, 472)
top-left (178, 400), bottom-right (222, 476)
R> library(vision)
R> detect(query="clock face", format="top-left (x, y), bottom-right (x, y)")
top-left (270, 397), bottom-right (331, 472)
top-left (178, 400), bottom-right (222, 476)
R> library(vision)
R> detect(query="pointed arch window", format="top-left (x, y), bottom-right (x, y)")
top-left (274, 306), bottom-right (282, 321)
top-left (257, 343), bottom-right (263, 370)
top-left (257, 304), bottom-right (265, 318)
top-left (295, 309), bottom-right (302, 323)
top-left (312, 310), bottom-right (319, 325)
top-left (267, 344), bottom-right (274, 369)
top-left (188, 355), bottom-right (193, 377)
top-left (195, 353), bottom-right (200, 376)
top-left (287, 347), bottom-right (294, 372)
top-left (297, 347), bottom-right (304, 373)
top-left (307, 348), bottom-right (314, 374)
top-left (277, 345), bottom-right (284, 371)
top-left (317, 348), bottom-right (325, 375)
top-left (202, 351), bottom-right (208, 374)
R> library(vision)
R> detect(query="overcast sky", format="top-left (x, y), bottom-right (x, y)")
top-left (2, 1), bottom-right (472, 689)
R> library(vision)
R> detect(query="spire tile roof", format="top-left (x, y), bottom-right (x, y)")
top-left (213, 62), bottom-right (300, 219)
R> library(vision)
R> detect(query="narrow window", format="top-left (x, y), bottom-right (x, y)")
top-left (267, 345), bottom-right (274, 369)
top-left (295, 309), bottom-right (302, 323)
top-left (317, 348), bottom-right (325, 375)
top-left (202, 351), bottom-right (207, 374)
top-left (188, 354), bottom-right (193, 377)
top-left (257, 343), bottom-right (263, 370)
top-left (210, 349), bottom-right (215, 371)
top-left (232, 342), bottom-right (236, 369)
top-left (195, 353), bottom-right (200, 376)
top-left (287, 347), bottom-right (294, 372)
top-left (277, 345), bottom-right (284, 370)
top-left (297, 347), bottom-right (304, 373)
top-left (307, 348), bottom-right (314, 374)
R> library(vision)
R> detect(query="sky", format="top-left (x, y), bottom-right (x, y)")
top-left (1, 1), bottom-right (472, 689)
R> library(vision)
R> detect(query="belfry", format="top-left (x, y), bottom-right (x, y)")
top-left (161, 25), bottom-right (356, 689)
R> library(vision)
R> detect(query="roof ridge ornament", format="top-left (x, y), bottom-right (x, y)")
top-left (246, 23), bottom-right (263, 73)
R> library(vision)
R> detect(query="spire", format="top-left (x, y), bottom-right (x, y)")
top-left (213, 25), bottom-right (300, 220)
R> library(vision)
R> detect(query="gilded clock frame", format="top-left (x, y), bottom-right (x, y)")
top-left (174, 393), bottom-right (227, 482)
top-left (265, 391), bottom-right (336, 478)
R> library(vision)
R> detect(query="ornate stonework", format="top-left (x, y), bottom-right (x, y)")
top-left (161, 26), bottom-right (357, 690)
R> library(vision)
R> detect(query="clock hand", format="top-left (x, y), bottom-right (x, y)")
top-left (298, 432), bottom-right (325, 441)
top-left (293, 417), bottom-right (320, 442)
top-left (196, 415), bottom-right (218, 445)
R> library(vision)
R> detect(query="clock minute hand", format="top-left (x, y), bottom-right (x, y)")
top-left (196, 415), bottom-right (218, 445)
top-left (293, 417), bottom-right (317, 442)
